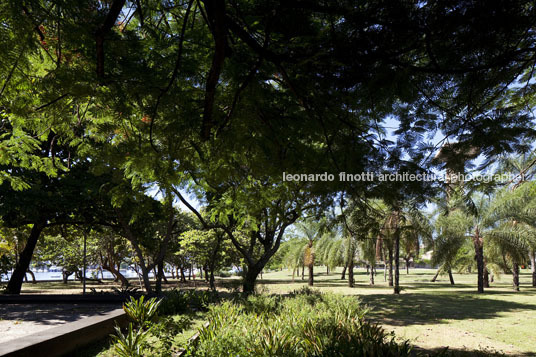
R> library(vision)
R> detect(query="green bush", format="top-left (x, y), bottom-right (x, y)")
top-left (113, 295), bottom-right (192, 357)
top-left (111, 323), bottom-right (151, 357)
top-left (123, 295), bottom-right (162, 327)
top-left (186, 289), bottom-right (412, 356)
top-left (159, 289), bottom-right (219, 315)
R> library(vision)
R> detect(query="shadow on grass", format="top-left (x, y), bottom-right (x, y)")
top-left (358, 292), bottom-right (536, 326)
top-left (414, 345), bottom-right (536, 357)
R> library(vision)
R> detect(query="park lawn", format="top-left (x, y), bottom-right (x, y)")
top-left (257, 268), bottom-right (536, 356)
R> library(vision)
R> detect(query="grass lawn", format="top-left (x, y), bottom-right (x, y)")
top-left (256, 267), bottom-right (536, 356)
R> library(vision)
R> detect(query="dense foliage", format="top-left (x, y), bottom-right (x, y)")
top-left (186, 289), bottom-right (412, 357)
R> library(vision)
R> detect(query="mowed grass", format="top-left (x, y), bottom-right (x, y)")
top-left (257, 267), bottom-right (536, 356)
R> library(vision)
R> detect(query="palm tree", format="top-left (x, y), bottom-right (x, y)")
top-left (432, 209), bottom-right (473, 284)
top-left (488, 183), bottom-right (536, 290)
top-left (315, 231), bottom-right (344, 275)
top-left (294, 218), bottom-right (327, 286)
top-left (400, 208), bottom-right (432, 275)
top-left (494, 150), bottom-right (536, 287)
top-left (359, 231), bottom-right (378, 285)
top-left (281, 236), bottom-right (308, 282)
top-left (339, 200), bottom-right (380, 288)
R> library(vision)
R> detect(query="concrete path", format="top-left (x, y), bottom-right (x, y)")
top-left (0, 303), bottom-right (120, 344)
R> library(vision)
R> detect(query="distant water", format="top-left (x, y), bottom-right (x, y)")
top-left (1, 269), bottom-right (160, 282)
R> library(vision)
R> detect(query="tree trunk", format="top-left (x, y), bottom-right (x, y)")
top-left (204, 265), bottom-right (209, 282)
top-left (431, 268), bottom-right (440, 282)
top-left (369, 265), bottom-right (374, 285)
top-left (405, 259), bottom-right (410, 275)
top-left (473, 233), bottom-right (484, 293)
top-left (326, 266), bottom-right (329, 275)
top-left (6, 222), bottom-right (46, 294)
top-left (208, 233), bottom-right (222, 291)
top-left (512, 262), bottom-right (520, 291)
top-left (243, 264), bottom-right (263, 294)
top-left (388, 247), bottom-right (394, 287)
top-left (139, 265), bottom-right (152, 293)
top-left (384, 262), bottom-right (387, 281)
top-left (483, 267), bottom-right (490, 288)
top-left (348, 260), bottom-right (355, 287)
top-left (26, 269), bottom-right (36, 283)
top-left (308, 264), bottom-right (314, 286)
top-left (301, 265), bottom-right (305, 280)
top-left (530, 250), bottom-right (536, 287)
top-left (102, 261), bottom-right (130, 287)
top-left (340, 265), bottom-right (346, 280)
top-left (62, 270), bottom-right (72, 284)
top-left (162, 269), bottom-right (169, 283)
top-left (209, 268), bottom-right (215, 291)
top-left (292, 267), bottom-right (295, 282)
top-left (448, 269), bottom-right (455, 285)
top-left (180, 267), bottom-right (186, 282)
top-left (394, 228), bottom-right (400, 294)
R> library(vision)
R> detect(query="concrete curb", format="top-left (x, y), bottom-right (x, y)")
top-left (0, 294), bottom-right (130, 304)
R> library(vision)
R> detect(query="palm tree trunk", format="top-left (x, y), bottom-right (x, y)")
top-left (388, 247), bottom-right (394, 287)
top-left (308, 264), bottom-right (314, 286)
top-left (530, 250), bottom-right (536, 287)
top-left (448, 269), bottom-right (455, 285)
top-left (512, 262), bottom-right (520, 291)
top-left (369, 265), bottom-right (374, 285)
top-left (483, 267), bottom-right (490, 288)
top-left (301, 265), bottom-right (305, 280)
top-left (473, 232), bottom-right (484, 293)
top-left (394, 228), bottom-right (400, 294)
top-left (431, 268), bottom-right (440, 282)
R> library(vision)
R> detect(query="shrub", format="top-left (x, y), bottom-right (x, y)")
top-left (186, 290), bottom-right (412, 356)
top-left (159, 289), bottom-right (219, 315)
top-left (111, 322), bottom-right (151, 357)
top-left (123, 295), bottom-right (162, 328)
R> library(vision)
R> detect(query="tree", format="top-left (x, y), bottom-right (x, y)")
top-left (488, 183), bottom-right (536, 291)
top-left (3, 0), bottom-right (536, 298)
top-left (1, 158), bottom-right (112, 294)
top-left (35, 226), bottom-right (101, 284)
top-left (280, 236), bottom-right (307, 282)
top-left (294, 219), bottom-right (326, 286)
top-left (179, 228), bottom-right (238, 290)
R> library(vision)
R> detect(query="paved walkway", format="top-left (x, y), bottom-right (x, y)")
top-left (0, 303), bottom-right (120, 343)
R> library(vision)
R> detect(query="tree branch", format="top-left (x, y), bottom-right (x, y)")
top-left (200, 0), bottom-right (227, 140)
top-left (95, 0), bottom-right (126, 78)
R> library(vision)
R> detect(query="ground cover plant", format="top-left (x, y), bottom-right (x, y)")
top-left (185, 288), bottom-right (413, 356)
